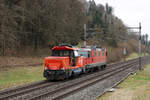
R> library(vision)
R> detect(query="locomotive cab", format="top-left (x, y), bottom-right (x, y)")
top-left (51, 49), bottom-right (79, 66)
top-left (43, 44), bottom-right (85, 80)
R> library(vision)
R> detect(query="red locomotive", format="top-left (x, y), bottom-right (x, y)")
top-left (43, 44), bottom-right (107, 80)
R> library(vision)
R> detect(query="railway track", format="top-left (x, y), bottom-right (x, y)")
top-left (29, 59), bottom-right (138, 100)
top-left (0, 80), bottom-right (47, 96)
top-left (0, 56), bottom-right (149, 100)
top-left (0, 81), bottom-right (58, 100)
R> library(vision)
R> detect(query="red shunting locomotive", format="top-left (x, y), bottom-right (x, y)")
top-left (43, 44), bottom-right (107, 80)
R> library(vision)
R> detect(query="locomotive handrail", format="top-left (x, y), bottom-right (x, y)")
top-left (63, 60), bottom-right (67, 72)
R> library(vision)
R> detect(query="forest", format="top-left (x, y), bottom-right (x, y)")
top-left (0, 0), bottom-right (149, 56)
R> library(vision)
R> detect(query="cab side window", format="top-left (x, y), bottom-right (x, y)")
top-left (99, 51), bottom-right (101, 56)
top-left (103, 51), bottom-right (105, 56)
top-left (88, 51), bottom-right (91, 57)
top-left (94, 50), bottom-right (96, 56)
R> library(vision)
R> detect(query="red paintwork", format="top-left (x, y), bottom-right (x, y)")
top-left (44, 57), bottom-right (70, 70)
top-left (52, 46), bottom-right (78, 50)
top-left (44, 45), bottom-right (107, 73)
top-left (44, 56), bottom-right (86, 70)
top-left (80, 49), bottom-right (107, 66)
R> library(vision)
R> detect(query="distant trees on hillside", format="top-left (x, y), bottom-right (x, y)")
top-left (0, 0), bottom-right (148, 56)
top-left (0, 0), bottom-right (85, 55)
top-left (141, 34), bottom-right (149, 47)
top-left (87, 1), bottom-right (128, 47)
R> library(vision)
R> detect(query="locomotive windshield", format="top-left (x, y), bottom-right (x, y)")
top-left (52, 50), bottom-right (79, 57)
top-left (79, 51), bottom-right (88, 57)
top-left (79, 51), bottom-right (91, 58)
top-left (52, 50), bottom-right (73, 57)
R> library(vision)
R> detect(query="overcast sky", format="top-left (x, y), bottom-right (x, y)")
top-left (88, 0), bottom-right (150, 39)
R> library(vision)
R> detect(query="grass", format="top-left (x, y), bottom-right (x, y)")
top-left (97, 64), bottom-right (150, 100)
top-left (0, 66), bottom-right (45, 90)
top-left (126, 53), bottom-right (149, 61)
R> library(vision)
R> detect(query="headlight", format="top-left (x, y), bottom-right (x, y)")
top-left (61, 67), bottom-right (65, 70)
top-left (44, 67), bottom-right (48, 70)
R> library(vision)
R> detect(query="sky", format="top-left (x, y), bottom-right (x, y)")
top-left (87, 0), bottom-right (150, 39)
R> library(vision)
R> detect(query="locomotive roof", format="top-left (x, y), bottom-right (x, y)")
top-left (52, 44), bottom-right (106, 51)
top-left (80, 48), bottom-right (102, 51)
top-left (52, 46), bottom-right (79, 50)
top-left (80, 48), bottom-right (92, 51)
